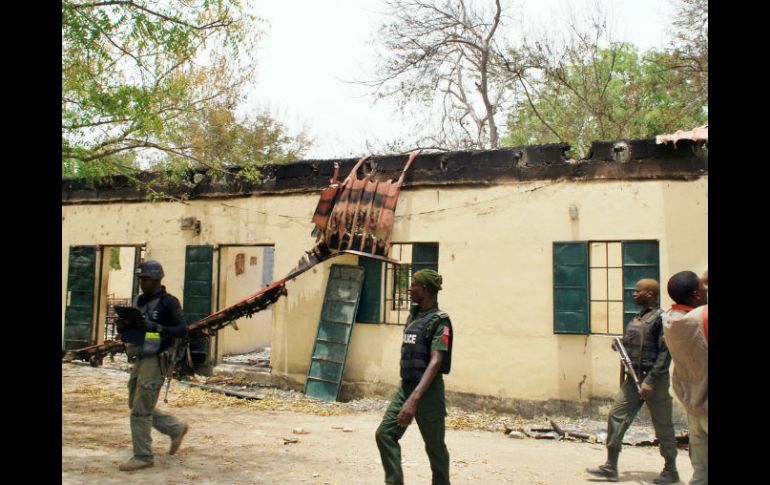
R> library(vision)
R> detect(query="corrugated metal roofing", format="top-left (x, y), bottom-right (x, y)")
top-left (656, 125), bottom-right (708, 144)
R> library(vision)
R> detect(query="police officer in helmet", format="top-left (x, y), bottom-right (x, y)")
top-left (116, 260), bottom-right (189, 471)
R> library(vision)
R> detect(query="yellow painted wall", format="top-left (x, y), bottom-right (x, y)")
top-left (62, 176), bottom-right (707, 404)
top-left (215, 245), bottom-right (274, 359)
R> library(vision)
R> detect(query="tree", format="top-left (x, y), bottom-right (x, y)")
top-left (666, 0), bottom-right (707, 115)
top-left (62, 0), bottom-right (307, 186)
top-left (501, 2), bottom-right (707, 157)
top-left (170, 102), bottom-right (311, 180)
top-left (365, 0), bottom-right (513, 150)
top-left (503, 44), bottom-right (707, 157)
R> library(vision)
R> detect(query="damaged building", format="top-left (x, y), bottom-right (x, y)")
top-left (61, 136), bottom-right (707, 419)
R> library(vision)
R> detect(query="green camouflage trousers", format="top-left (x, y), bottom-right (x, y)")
top-left (375, 377), bottom-right (450, 485)
top-left (606, 373), bottom-right (678, 462)
top-left (127, 354), bottom-right (185, 462)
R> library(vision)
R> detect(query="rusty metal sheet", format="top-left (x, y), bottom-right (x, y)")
top-left (316, 151), bottom-right (417, 258)
top-left (311, 162), bottom-right (341, 233)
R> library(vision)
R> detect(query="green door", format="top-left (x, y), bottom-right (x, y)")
top-left (304, 265), bottom-right (366, 401)
top-left (183, 245), bottom-right (214, 368)
top-left (63, 246), bottom-right (97, 350)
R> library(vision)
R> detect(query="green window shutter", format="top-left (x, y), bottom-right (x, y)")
top-left (412, 242), bottom-right (439, 304)
top-left (622, 241), bottom-right (660, 328)
top-left (356, 257), bottom-right (382, 323)
top-left (411, 243), bottom-right (439, 275)
top-left (553, 242), bottom-right (589, 334)
top-left (64, 246), bottom-right (97, 350)
top-left (183, 245), bottom-right (213, 365)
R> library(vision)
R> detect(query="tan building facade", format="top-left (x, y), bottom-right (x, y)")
top-left (62, 144), bottom-right (707, 416)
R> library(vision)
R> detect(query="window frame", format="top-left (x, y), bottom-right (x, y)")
top-left (355, 242), bottom-right (439, 325)
top-left (553, 240), bottom-right (659, 335)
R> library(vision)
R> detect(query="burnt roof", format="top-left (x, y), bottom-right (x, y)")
top-left (62, 139), bottom-right (707, 205)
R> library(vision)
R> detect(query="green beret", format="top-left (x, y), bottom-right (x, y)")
top-left (414, 269), bottom-right (442, 291)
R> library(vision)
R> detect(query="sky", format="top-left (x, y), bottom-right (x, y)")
top-left (243, 0), bottom-right (679, 159)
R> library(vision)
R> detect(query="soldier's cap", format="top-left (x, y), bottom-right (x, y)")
top-left (414, 269), bottom-right (442, 291)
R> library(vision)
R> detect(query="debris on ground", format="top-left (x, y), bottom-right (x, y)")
top-left (67, 357), bottom-right (689, 448)
top-left (222, 348), bottom-right (271, 367)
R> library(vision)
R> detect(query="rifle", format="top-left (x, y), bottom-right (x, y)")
top-left (613, 336), bottom-right (642, 394)
top-left (163, 338), bottom-right (188, 403)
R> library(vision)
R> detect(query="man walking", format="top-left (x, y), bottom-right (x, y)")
top-left (375, 269), bottom-right (453, 485)
top-left (117, 260), bottom-right (189, 471)
top-left (587, 279), bottom-right (679, 483)
top-left (663, 271), bottom-right (708, 485)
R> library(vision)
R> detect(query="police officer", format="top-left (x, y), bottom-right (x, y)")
top-left (586, 278), bottom-right (679, 483)
top-left (375, 269), bottom-right (453, 485)
top-left (117, 260), bottom-right (189, 471)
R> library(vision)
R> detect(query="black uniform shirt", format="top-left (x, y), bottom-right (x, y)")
top-left (119, 286), bottom-right (188, 351)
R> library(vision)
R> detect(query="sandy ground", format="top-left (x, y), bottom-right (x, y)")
top-left (62, 363), bottom-right (694, 485)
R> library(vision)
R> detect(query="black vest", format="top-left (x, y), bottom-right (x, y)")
top-left (623, 307), bottom-right (663, 373)
top-left (400, 306), bottom-right (452, 382)
top-left (123, 294), bottom-right (163, 358)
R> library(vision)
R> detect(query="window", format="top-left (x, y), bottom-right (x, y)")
top-left (553, 240), bottom-right (659, 335)
top-left (589, 242), bottom-right (624, 335)
top-left (356, 243), bottom-right (439, 324)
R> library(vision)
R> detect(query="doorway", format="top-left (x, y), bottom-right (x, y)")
top-left (97, 246), bottom-right (145, 344)
top-left (214, 245), bottom-right (275, 365)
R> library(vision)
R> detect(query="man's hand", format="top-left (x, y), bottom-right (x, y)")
top-left (639, 381), bottom-right (653, 400)
top-left (397, 397), bottom-right (418, 427)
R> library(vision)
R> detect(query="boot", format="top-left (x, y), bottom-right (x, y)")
top-left (119, 457), bottom-right (154, 471)
top-left (169, 422), bottom-right (189, 455)
top-left (652, 458), bottom-right (680, 484)
top-left (586, 447), bottom-right (619, 482)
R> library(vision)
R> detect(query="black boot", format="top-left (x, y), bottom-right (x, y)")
top-left (652, 457), bottom-right (680, 484)
top-left (586, 447), bottom-right (619, 482)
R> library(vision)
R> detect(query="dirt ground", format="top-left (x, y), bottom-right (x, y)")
top-left (62, 363), bottom-right (694, 485)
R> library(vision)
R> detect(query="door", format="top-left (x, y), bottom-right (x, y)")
top-left (304, 264), bottom-right (366, 401)
top-left (63, 246), bottom-right (97, 350)
top-left (183, 245), bottom-right (214, 370)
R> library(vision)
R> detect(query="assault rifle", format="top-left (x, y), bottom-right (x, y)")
top-left (613, 336), bottom-right (642, 394)
top-left (162, 338), bottom-right (190, 403)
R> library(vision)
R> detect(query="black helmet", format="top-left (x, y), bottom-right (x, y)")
top-left (136, 260), bottom-right (164, 280)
